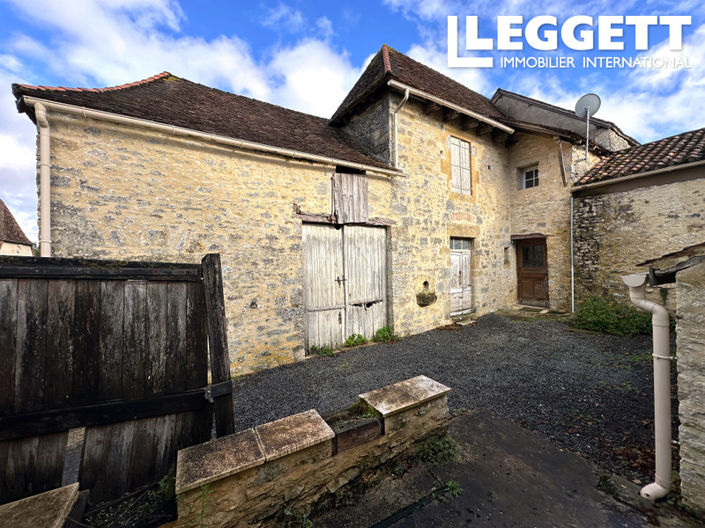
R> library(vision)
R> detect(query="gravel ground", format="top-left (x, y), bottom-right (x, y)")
top-left (231, 313), bottom-right (677, 482)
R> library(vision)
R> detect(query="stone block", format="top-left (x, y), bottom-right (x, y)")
top-left (175, 428), bottom-right (264, 495)
top-left (254, 409), bottom-right (334, 462)
top-left (0, 483), bottom-right (79, 528)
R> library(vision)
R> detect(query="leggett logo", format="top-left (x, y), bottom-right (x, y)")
top-left (448, 15), bottom-right (692, 69)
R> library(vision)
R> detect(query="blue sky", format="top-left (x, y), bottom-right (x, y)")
top-left (1, 0), bottom-right (703, 242)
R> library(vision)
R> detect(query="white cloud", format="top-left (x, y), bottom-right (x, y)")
top-left (316, 16), bottom-right (334, 39)
top-left (261, 3), bottom-right (305, 33)
top-left (268, 40), bottom-right (359, 117)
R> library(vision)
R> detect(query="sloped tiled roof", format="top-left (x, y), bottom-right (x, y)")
top-left (13, 73), bottom-right (393, 171)
top-left (330, 45), bottom-right (505, 124)
top-left (492, 88), bottom-right (639, 147)
top-left (578, 126), bottom-right (705, 185)
top-left (0, 200), bottom-right (32, 245)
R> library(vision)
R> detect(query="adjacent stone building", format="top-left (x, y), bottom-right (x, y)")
top-left (572, 127), bottom-right (705, 305)
top-left (0, 199), bottom-right (33, 256)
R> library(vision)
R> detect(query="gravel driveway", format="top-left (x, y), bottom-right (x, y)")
top-left (231, 313), bottom-right (675, 482)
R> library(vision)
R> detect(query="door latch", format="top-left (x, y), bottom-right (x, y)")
top-left (338, 312), bottom-right (342, 324)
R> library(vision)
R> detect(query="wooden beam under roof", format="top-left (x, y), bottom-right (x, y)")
top-left (423, 101), bottom-right (441, 115)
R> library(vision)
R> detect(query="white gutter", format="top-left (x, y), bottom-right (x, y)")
top-left (621, 273), bottom-right (672, 501)
top-left (35, 102), bottom-right (51, 257)
top-left (386, 80), bottom-right (515, 134)
top-left (21, 96), bottom-right (403, 179)
top-left (392, 88), bottom-right (409, 168)
top-left (573, 158), bottom-right (705, 192)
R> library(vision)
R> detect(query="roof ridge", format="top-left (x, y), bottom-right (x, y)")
top-left (609, 125), bottom-right (705, 153)
top-left (382, 44), bottom-right (392, 73)
top-left (16, 71), bottom-right (171, 94)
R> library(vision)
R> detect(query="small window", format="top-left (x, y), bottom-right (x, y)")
top-left (522, 167), bottom-right (539, 189)
top-left (449, 137), bottom-right (471, 195)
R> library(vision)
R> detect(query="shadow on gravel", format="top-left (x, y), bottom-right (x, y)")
top-left (231, 313), bottom-right (678, 484)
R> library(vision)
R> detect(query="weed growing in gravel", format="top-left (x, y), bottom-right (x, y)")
top-left (310, 345), bottom-right (334, 356)
top-left (574, 296), bottom-right (651, 336)
top-left (415, 435), bottom-right (459, 466)
top-left (344, 334), bottom-right (368, 347)
top-left (372, 326), bottom-right (397, 342)
top-left (446, 480), bottom-right (463, 498)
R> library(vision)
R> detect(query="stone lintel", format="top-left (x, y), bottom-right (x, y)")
top-left (255, 409), bottom-right (334, 462)
top-left (175, 428), bottom-right (265, 495)
top-left (359, 375), bottom-right (451, 417)
top-left (0, 482), bottom-right (79, 528)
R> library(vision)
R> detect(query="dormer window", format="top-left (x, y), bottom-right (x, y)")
top-left (450, 136), bottom-right (471, 195)
top-left (522, 166), bottom-right (539, 189)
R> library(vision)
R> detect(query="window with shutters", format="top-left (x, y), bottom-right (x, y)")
top-left (449, 136), bottom-right (471, 195)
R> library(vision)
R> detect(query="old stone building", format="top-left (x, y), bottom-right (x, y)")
top-left (0, 199), bottom-right (33, 256)
top-left (11, 44), bottom-right (699, 376)
top-left (572, 127), bottom-right (705, 305)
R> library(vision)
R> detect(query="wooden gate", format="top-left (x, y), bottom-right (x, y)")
top-left (0, 254), bottom-right (234, 506)
top-left (516, 238), bottom-right (549, 306)
top-left (450, 238), bottom-right (473, 315)
top-left (302, 224), bottom-right (386, 350)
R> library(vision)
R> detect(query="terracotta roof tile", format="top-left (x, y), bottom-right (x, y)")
top-left (330, 45), bottom-right (505, 124)
top-left (0, 200), bottom-right (32, 245)
top-left (13, 73), bottom-right (393, 171)
top-left (578, 126), bottom-right (705, 185)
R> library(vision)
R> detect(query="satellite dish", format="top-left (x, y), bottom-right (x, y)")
top-left (575, 93), bottom-right (601, 118)
top-left (574, 93), bottom-right (601, 162)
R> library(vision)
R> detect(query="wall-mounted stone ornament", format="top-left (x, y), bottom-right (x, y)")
top-left (416, 281), bottom-right (437, 307)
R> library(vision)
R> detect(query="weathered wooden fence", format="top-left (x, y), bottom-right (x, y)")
top-left (0, 254), bottom-right (234, 505)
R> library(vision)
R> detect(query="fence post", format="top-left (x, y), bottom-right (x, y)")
top-left (202, 254), bottom-right (235, 437)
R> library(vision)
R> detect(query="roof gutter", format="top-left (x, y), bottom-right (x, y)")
top-left (572, 158), bottom-right (705, 192)
top-left (386, 80), bottom-right (514, 134)
top-left (34, 102), bottom-right (51, 257)
top-left (21, 96), bottom-right (404, 178)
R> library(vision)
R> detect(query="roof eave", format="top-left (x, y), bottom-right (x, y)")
top-left (572, 158), bottom-right (705, 191)
top-left (492, 88), bottom-right (639, 146)
top-left (387, 80), bottom-right (514, 134)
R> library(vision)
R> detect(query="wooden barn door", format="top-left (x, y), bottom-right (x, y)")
top-left (516, 238), bottom-right (549, 307)
top-left (344, 226), bottom-right (387, 338)
top-left (302, 224), bottom-right (346, 349)
top-left (302, 224), bottom-right (386, 351)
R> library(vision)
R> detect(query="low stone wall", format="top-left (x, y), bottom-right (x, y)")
top-left (676, 262), bottom-right (705, 515)
top-left (169, 376), bottom-right (451, 527)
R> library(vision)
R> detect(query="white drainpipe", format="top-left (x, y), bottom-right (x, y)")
top-left (35, 102), bottom-right (51, 257)
top-left (392, 88), bottom-right (409, 168)
top-left (621, 273), bottom-right (672, 501)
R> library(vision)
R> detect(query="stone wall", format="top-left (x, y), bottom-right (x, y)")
top-left (170, 376), bottom-right (451, 527)
top-left (507, 133), bottom-right (572, 311)
top-left (573, 177), bottom-right (705, 305)
top-left (390, 96), bottom-right (515, 329)
top-left (43, 96), bottom-right (564, 374)
top-left (676, 262), bottom-right (705, 515)
top-left (45, 111), bottom-right (387, 374)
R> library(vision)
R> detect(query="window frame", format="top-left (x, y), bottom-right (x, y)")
top-left (449, 136), bottom-right (472, 195)
top-left (521, 166), bottom-right (539, 189)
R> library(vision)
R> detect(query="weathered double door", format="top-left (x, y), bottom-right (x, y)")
top-left (303, 224), bottom-right (387, 350)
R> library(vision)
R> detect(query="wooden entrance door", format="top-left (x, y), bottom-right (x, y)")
top-left (450, 238), bottom-right (473, 315)
top-left (516, 238), bottom-right (548, 306)
top-left (302, 224), bottom-right (386, 351)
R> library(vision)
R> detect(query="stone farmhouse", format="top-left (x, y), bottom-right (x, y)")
top-left (11, 45), bottom-right (705, 375)
top-left (0, 199), bottom-right (33, 256)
